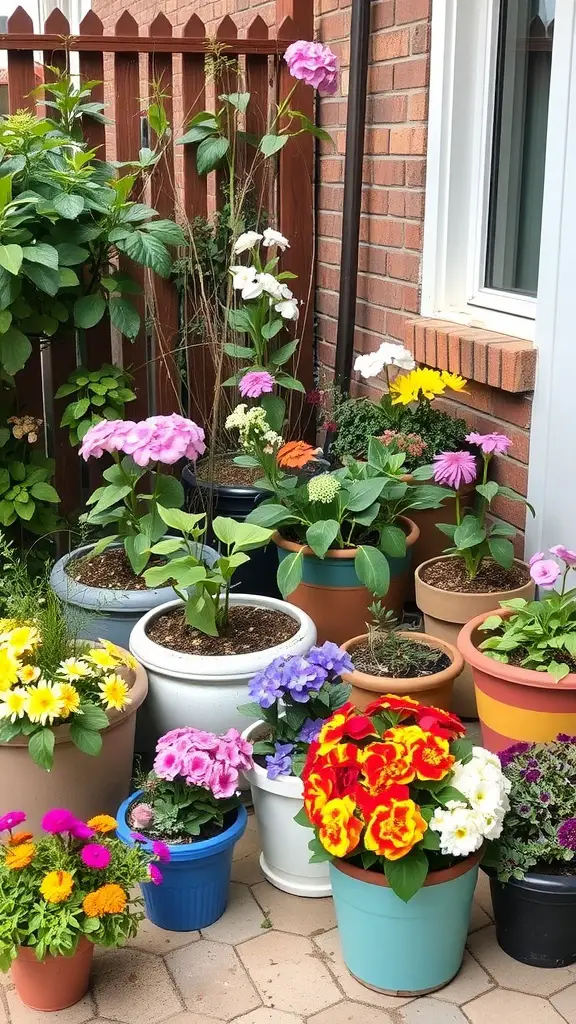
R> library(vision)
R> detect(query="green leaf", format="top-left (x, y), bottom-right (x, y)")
top-left (142, 219), bottom-right (186, 245)
top-left (30, 482), bottom-right (59, 503)
top-left (185, 593), bottom-right (218, 636)
top-left (270, 340), bottom-right (299, 366)
top-left (109, 296), bottom-right (140, 339)
top-left (275, 373), bottom-right (305, 392)
top-left (223, 91), bottom-right (250, 113)
top-left (292, 752), bottom-right (306, 777)
top-left (420, 827), bottom-right (441, 851)
top-left (223, 343), bottom-right (255, 359)
top-left (345, 478), bottom-right (386, 512)
top-left (306, 520), bottom-right (339, 560)
top-left (237, 701), bottom-right (263, 718)
top-left (0, 154), bottom-right (26, 177)
top-left (293, 806), bottom-right (313, 828)
top-left (379, 524), bottom-right (407, 558)
top-left (88, 483), bottom-right (131, 515)
top-left (116, 231), bottom-right (173, 278)
top-left (476, 481), bottom-right (499, 503)
top-left (245, 503), bottom-right (290, 529)
top-left (58, 268), bottom-right (80, 288)
top-left (354, 545), bottom-right (390, 597)
top-left (549, 661), bottom-right (571, 681)
top-left (22, 242), bottom-right (59, 269)
top-left (0, 310), bottom-right (11, 334)
top-left (56, 242), bottom-right (89, 266)
top-left (28, 728), bottom-right (55, 770)
top-left (74, 294), bottom-right (107, 329)
top-left (488, 536), bottom-right (515, 569)
top-left (261, 320), bottom-right (284, 341)
top-left (0, 244), bottom-right (23, 276)
top-left (489, 521), bottom-right (517, 538)
top-left (277, 549), bottom-right (304, 598)
top-left (453, 516), bottom-right (486, 550)
top-left (479, 614), bottom-right (503, 632)
top-left (196, 136), bottom-right (230, 175)
top-left (497, 485), bottom-right (535, 516)
top-left (434, 786), bottom-right (467, 807)
top-left (157, 505), bottom-right (206, 535)
top-left (261, 393), bottom-right (285, 433)
top-left (0, 327), bottom-right (31, 374)
top-left (69, 723), bottom-right (103, 756)
top-left (24, 264), bottom-right (60, 295)
top-left (153, 474), bottom-right (185, 509)
top-left (384, 848), bottom-right (429, 902)
top-left (77, 702), bottom-right (109, 730)
top-left (53, 193), bottom-right (85, 219)
top-left (260, 134), bottom-right (289, 157)
top-left (450, 737), bottom-right (473, 763)
top-left (212, 517), bottom-right (273, 552)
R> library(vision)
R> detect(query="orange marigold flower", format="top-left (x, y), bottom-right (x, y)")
top-left (83, 883), bottom-right (127, 917)
top-left (317, 797), bottom-right (363, 859)
top-left (277, 440), bottom-right (319, 469)
top-left (365, 694), bottom-right (421, 717)
top-left (40, 870), bottom-right (74, 904)
top-left (361, 741), bottom-right (416, 792)
top-left (9, 831), bottom-right (33, 846)
top-left (410, 734), bottom-right (455, 781)
top-left (303, 770), bottom-right (334, 826)
top-left (5, 842), bottom-right (35, 869)
top-left (86, 814), bottom-right (117, 834)
top-left (365, 799), bottom-right (427, 861)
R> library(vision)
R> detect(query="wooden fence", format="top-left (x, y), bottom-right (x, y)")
top-left (0, 0), bottom-right (314, 519)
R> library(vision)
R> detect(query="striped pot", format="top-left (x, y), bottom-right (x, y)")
top-left (457, 609), bottom-right (576, 751)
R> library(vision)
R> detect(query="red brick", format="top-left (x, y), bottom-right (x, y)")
top-left (368, 64), bottom-right (394, 93)
top-left (491, 495), bottom-right (527, 532)
top-left (395, 0), bottom-right (431, 23)
top-left (356, 300), bottom-right (389, 334)
top-left (492, 391), bottom-right (533, 430)
top-left (408, 91), bottom-right (428, 121)
top-left (372, 159), bottom-right (406, 186)
top-left (414, 322), bottom-right (426, 363)
top-left (362, 187), bottom-right (389, 216)
top-left (500, 342), bottom-right (537, 392)
top-left (405, 191), bottom-right (425, 217)
top-left (405, 159), bottom-right (427, 185)
top-left (405, 320), bottom-right (416, 355)
top-left (372, 0), bottom-right (395, 30)
top-left (372, 29), bottom-right (410, 62)
top-left (387, 251), bottom-right (420, 283)
top-left (317, 340), bottom-right (336, 368)
top-left (317, 264), bottom-right (340, 291)
top-left (359, 244), bottom-right (387, 275)
top-left (390, 126), bottom-right (426, 155)
top-left (402, 285), bottom-right (420, 313)
top-left (393, 57), bottom-right (429, 90)
top-left (405, 222), bottom-right (422, 250)
top-left (435, 327), bottom-right (450, 370)
top-left (319, 158), bottom-right (343, 183)
top-left (411, 23), bottom-right (430, 54)
top-left (388, 311), bottom-right (406, 340)
top-left (318, 185), bottom-right (343, 212)
top-left (369, 94), bottom-right (408, 123)
top-left (424, 326), bottom-right (437, 367)
top-left (366, 128), bottom-right (390, 155)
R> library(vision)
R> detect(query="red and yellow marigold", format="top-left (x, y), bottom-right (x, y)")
top-left (317, 796), bottom-right (363, 858)
top-left (365, 799), bottom-right (427, 861)
top-left (361, 741), bottom-right (415, 791)
top-left (410, 734), bottom-right (455, 782)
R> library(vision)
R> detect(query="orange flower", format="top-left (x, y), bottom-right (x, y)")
top-left (277, 440), bottom-right (319, 469)
top-left (410, 734), bottom-right (455, 782)
top-left (86, 814), bottom-right (117, 834)
top-left (317, 797), bottom-right (363, 858)
top-left (383, 724), bottom-right (427, 749)
top-left (324, 742), bottom-right (360, 769)
top-left (417, 705), bottom-right (466, 739)
top-left (317, 705), bottom-right (376, 754)
top-left (5, 842), bottom-right (35, 869)
top-left (361, 741), bottom-right (415, 792)
top-left (365, 694), bottom-right (421, 717)
top-left (9, 831), bottom-right (33, 846)
top-left (365, 799), bottom-right (427, 860)
top-left (83, 883), bottom-right (127, 917)
top-left (303, 770), bottom-right (334, 825)
top-left (356, 783), bottom-right (410, 820)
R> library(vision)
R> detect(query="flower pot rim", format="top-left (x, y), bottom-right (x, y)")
top-left (116, 789), bottom-right (248, 861)
top-left (340, 631), bottom-right (464, 693)
top-left (415, 554), bottom-right (532, 600)
top-left (458, 607), bottom-right (576, 690)
top-left (483, 864), bottom-right (576, 892)
top-left (183, 457), bottom-right (262, 499)
top-left (273, 514), bottom-right (420, 560)
top-left (129, 595), bottom-right (316, 679)
top-left (332, 848), bottom-right (483, 889)
top-left (241, 720), bottom-right (304, 797)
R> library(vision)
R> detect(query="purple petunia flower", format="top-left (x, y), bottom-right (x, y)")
top-left (298, 719), bottom-right (322, 745)
top-left (248, 659), bottom-right (285, 709)
top-left (282, 657), bottom-right (327, 703)
top-left (499, 742), bottom-right (532, 768)
top-left (558, 818), bottom-right (576, 850)
top-left (265, 743), bottom-right (294, 780)
top-left (308, 641), bottom-right (353, 677)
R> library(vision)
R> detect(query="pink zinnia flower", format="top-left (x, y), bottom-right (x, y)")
top-left (153, 748), bottom-right (183, 782)
top-left (284, 40), bottom-right (339, 95)
top-left (0, 810), bottom-right (26, 832)
top-left (529, 551), bottom-right (545, 567)
top-left (466, 432), bottom-right (512, 455)
top-left (239, 371), bottom-right (275, 399)
top-left (209, 761), bottom-right (239, 800)
top-left (148, 863), bottom-right (163, 885)
top-left (432, 451), bottom-right (477, 490)
top-left (153, 840), bottom-right (171, 863)
top-left (549, 545), bottom-right (576, 567)
top-left (130, 803), bottom-right (154, 829)
top-left (80, 843), bottom-right (111, 870)
top-left (41, 808), bottom-right (76, 834)
top-left (530, 559), bottom-right (561, 588)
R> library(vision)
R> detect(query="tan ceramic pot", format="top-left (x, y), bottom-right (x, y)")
top-left (415, 556), bottom-right (534, 719)
top-left (340, 631), bottom-right (464, 711)
top-left (0, 651), bottom-right (147, 834)
top-left (274, 516), bottom-right (419, 646)
top-left (12, 938), bottom-right (94, 1011)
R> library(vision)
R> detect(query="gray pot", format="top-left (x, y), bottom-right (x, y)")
top-left (50, 542), bottom-right (218, 650)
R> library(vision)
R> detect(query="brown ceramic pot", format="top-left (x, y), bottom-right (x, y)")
top-left (414, 556), bottom-right (535, 719)
top-left (274, 516), bottom-right (419, 646)
top-left (340, 631), bottom-right (464, 711)
top-left (0, 651), bottom-right (147, 834)
top-left (403, 479), bottom-right (475, 599)
top-left (12, 938), bottom-right (94, 1010)
top-left (458, 608), bottom-right (576, 752)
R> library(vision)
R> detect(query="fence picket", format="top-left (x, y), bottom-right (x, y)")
top-left (246, 16), bottom-right (270, 224)
top-left (6, 8), bottom-right (36, 112)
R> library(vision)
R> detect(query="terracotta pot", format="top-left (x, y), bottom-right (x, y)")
top-left (340, 631), bottom-right (464, 711)
top-left (415, 556), bottom-right (534, 719)
top-left (0, 650), bottom-right (147, 834)
top-left (273, 516), bottom-right (420, 646)
top-left (402, 478), bottom-right (475, 599)
top-left (458, 608), bottom-right (576, 752)
top-left (12, 937), bottom-right (94, 1010)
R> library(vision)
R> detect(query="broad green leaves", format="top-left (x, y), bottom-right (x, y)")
top-left (354, 545), bottom-right (391, 598)
top-left (74, 294), bottom-right (107, 329)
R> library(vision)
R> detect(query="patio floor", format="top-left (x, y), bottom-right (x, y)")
top-left (2, 812), bottom-right (576, 1024)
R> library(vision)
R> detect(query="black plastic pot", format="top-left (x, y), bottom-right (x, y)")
top-left (182, 462), bottom-right (280, 600)
top-left (487, 867), bottom-right (576, 968)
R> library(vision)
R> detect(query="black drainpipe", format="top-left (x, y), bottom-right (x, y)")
top-left (333, 0), bottom-right (372, 393)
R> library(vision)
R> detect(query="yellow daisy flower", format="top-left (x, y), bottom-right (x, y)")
top-left (0, 647), bottom-right (21, 691)
top-left (0, 687), bottom-right (29, 722)
top-left (58, 657), bottom-right (92, 681)
top-left (5, 842), bottom-right (35, 869)
top-left (54, 682), bottom-right (81, 718)
top-left (18, 664), bottom-right (41, 685)
top-left (98, 673), bottom-right (131, 712)
top-left (98, 639), bottom-right (138, 672)
top-left (4, 625), bottom-right (40, 656)
top-left (25, 681), bottom-right (64, 725)
top-left (40, 870), bottom-right (74, 904)
top-left (86, 648), bottom-right (118, 671)
top-left (441, 370), bottom-right (468, 393)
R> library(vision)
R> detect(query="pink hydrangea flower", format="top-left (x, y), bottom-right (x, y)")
top-left (549, 545), bottom-right (576, 567)
top-left (284, 40), bottom-right (339, 95)
top-left (432, 451), bottom-right (477, 490)
top-left (239, 371), bottom-right (275, 399)
top-left (466, 432), bottom-right (512, 455)
top-left (530, 559), bottom-right (561, 588)
top-left (148, 863), bottom-right (163, 885)
top-left (153, 748), bottom-right (183, 781)
top-left (79, 420), bottom-right (135, 461)
top-left (130, 803), bottom-right (155, 829)
top-left (80, 415), bottom-right (205, 467)
top-left (80, 843), bottom-right (111, 869)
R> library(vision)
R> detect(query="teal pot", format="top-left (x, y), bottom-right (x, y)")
top-left (50, 542), bottom-right (218, 651)
top-left (329, 853), bottom-right (480, 996)
top-left (273, 515), bottom-right (419, 646)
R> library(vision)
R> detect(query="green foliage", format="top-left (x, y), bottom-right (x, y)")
top-left (0, 417), bottom-right (61, 552)
top-left (135, 781), bottom-right (237, 841)
top-left (55, 364), bottom-right (136, 446)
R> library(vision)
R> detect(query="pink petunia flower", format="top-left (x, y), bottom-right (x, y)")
top-left (466, 432), bottom-right (512, 455)
top-left (530, 559), bottom-right (561, 588)
top-left (284, 40), bottom-right (339, 95)
top-left (153, 748), bottom-right (183, 782)
top-left (153, 840), bottom-right (171, 863)
top-left (239, 370), bottom-right (275, 399)
top-left (549, 545), bottom-right (576, 567)
top-left (80, 843), bottom-right (111, 869)
top-left (209, 761), bottom-right (239, 800)
top-left (432, 451), bottom-right (477, 490)
top-left (148, 863), bottom-right (163, 885)
top-left (529, 551), bottom-right (545, 567)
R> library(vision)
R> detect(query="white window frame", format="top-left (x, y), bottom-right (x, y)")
top-left (421, 0), bottom-right (551, 340)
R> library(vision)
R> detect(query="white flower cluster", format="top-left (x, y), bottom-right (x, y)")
top-left (354, 342), bottom-right (415, 379)
top-left (430, 747), bottom-right (511, 858)
top-left (229, 229), bottom-right (299, 321)
top-left (234, 228), bottom-right (290, 254)
top-left (225, 404), bottom-right (283, 455)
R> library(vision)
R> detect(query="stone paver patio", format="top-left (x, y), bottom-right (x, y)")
top-left (2, 813), bottom-right (576, 1024)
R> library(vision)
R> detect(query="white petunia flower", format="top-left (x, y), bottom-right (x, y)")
top-left (431, 806), bottom-right (484, 858)
top-left (275, 298), bottom-right (299, 320)
top-left (481, 808), bottom-right (506, 841)
top-left (232, 231), bottom-right (263, 255)
top-left (229, 265), bottom-right (265, 301)
top-left (262, 228), bottom-right (290, 251)
top-left (466, 780), bottom-right (505, 817)
top-left (354, 342), bottom-right (416, 379)
top-left (258, 272), bottom-right (285, 301)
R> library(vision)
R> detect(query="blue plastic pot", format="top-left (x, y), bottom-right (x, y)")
top-left (329, 854), bottom-right (479, 995)
top-left (116, 791), bottom-right (247, 931)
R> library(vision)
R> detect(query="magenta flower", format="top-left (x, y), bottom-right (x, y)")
top-left (130, 832), bottom-right (148, 844)
top-left (153, 840), bottom-right (171, 863)
top-left (41, 808), bottom-right (76, 834)
top-left (0, 810), bottom-right (26, 832)
top-left (549, 545), bottom-right (576, 567)
top-left (130, 803), bottom-right (154, 829)
top-left (432, 451), bottom-right (477, 490)
top-left (79, 420), bottom-right (135, 461)
top-left (153, 748), bottom-right (184, 782)
top-left (530, 559), bottom-right (561, 588)
top-left (284, 40), bottom-right (339, 95)
top-left (148, 863), bottom-right (163, 886)
top-left (239, 370), bottom-right (275, 399)
top-left (183, 749), bottom-right (213, 787)
top-left (80, 843), bottom-right (111, 870)
top-left (70, 821), bottom-right (95, 840)
top-left (466, 431), bottom-right (512, 455)
top-left (529, 551), bottom-right (545, 567)
top-left (209, 761), bottom-right (239, 800)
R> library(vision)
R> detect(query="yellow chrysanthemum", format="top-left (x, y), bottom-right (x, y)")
top-left (5, 842), bottom-right (35, 869)
top-left (54, 682), bottom-right (81, 718)
top-left (40, 870), bottom-right (74, 904)
top-left (0, 647), bottom-right (21, 691)
top-left (0, 687), bottom-right (29, 722)
top-left (83, 883), bottom-right (127, 917)
top-left (87, 814), bottom-right (117, 834)
top-left (25, 681), bottom-right (63, 725)
top-left (3, 625), bottom-right (40, 656)
top-left (58, 658), bottom-right (92, 681)
top-left (98, 639), bottom-right (137, 671)
top-left (18, 664), bottom-right (41, 685)
top-left (390, 367), bottom-right (446, 405)
top-left (86, 648), bottom-right (117, 670)
top-left (441, 371), bottom-right (468, 393)
top-left (98, 674), bottom-right (131, 712)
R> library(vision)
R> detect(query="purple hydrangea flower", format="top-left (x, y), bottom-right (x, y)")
top-left (558, 818), bottom-right (576, 850)
top-left (248, 658), bottom-right (285, 709)
top-left (282, 657), bottom-right (327, 703)
top-left (499, 742), bottom-right (532, 768)
top-left (308, 641), bottom-right (353, 677)
top-left (298, 719), bottom-right (322, 745)
top-left (265, 743), bottom-right (294, 780)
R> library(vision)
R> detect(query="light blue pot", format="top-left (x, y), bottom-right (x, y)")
top-left (329, 856), bottom-right (479, 996)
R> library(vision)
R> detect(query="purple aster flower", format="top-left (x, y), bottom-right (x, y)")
top-left (308, 641), bottom-right (353, 677)
top-left (265, 742), bottom-right (294, 780)
top-left (558, 818), bottom-right (576, 850)
top-left (557, 734), bottom-right (575, 743)
top-left (539, 792), bottom-right (551, 804)
top-left (298, 718), bottom-right (322, 745)
top-left (282, 656), bottom-right (327, 703)
top-left (518, 804), bottom-right (531, 817)
top-left (499, 742), bottom-right (532, 768)
top-left (248, 658), bottom-right (285, 709)
top-left (522, 768), bottom-right (541, 784)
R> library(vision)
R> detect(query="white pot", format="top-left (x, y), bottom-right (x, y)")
top-left (241, 720), bottom-right (331, 898)
top-left (129, 594), bottom-right (316, 750)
